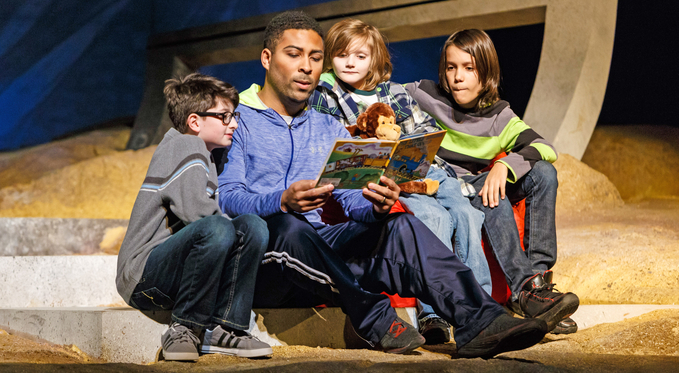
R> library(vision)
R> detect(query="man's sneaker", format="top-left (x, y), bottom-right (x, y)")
top-left (200, 325), bottom-right (272, 358)
top-left (418, 315), bottom-right (451, 344)
top-left (513, 273), bottom-right (579, 331)
top-left (551, 317), bottom-right (578, 334)
top-left (457, 314), bottom-right (548, 359)
top-left (161, 323), bottom-right (200, 361)
top-left (378, 316), bottom-right (426, 354)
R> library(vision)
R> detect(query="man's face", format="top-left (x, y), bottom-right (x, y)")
top-left (264, 29), bottom-right (324, 105)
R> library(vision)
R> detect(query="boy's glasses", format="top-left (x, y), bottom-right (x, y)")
top-left (194, 111), bottom-right (240, 125)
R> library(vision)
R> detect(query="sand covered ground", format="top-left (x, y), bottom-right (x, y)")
top-left (0, 124), bottom-right (678, 366)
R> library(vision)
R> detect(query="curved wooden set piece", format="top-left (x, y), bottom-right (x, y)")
top-left (128, 0), bottom-right (617, 160)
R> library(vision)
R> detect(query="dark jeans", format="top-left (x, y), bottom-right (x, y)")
top-left (129, 214), bottom-right (268, 331)
top-left (462, 161), bottom-right (558, 300)
top-left (253, 212), bottom-right (505, 347)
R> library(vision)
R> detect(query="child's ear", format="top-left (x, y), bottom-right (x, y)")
top-left (186, 113), bottom-right (201, 134)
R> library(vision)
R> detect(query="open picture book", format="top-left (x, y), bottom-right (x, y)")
top-left (315, 130), bottom-right (446, 189)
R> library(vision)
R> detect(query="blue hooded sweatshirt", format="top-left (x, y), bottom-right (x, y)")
top-left (218, 84), bottom-right (379, 228)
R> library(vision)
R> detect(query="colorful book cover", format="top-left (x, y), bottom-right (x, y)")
top-left (315, 130), bottom-right (445, 189)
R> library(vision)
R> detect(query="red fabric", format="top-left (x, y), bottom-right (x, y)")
top-left (483, 200), bottom-right (525, 305)
top-left (385, 200), bottom-right (417, 307)
top-left (385, 293), bottom-right (417, 307)
top-left (320, 195), bottom-right (350, 225)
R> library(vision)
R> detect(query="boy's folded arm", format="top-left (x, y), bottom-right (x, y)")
top-left (162, 159), bottom-right (222, 224)
top-left (407, 91), bottom-right (442, 134)
top-left (499, 117), bottom-right (558, 182)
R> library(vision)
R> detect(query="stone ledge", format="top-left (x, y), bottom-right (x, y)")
top-left (0, 218), bottom-right (128, 256)
top-left (0, 306), bottom-right (416, 364)
top-left (2, 305), bottom-right (677, 364)
top-left (0, 256), bottom-right (122, 307)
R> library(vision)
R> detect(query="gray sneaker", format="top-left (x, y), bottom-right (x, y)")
top-left (161, 323), bottom-right (200, 361)
top-left (200, 325), bottom-right (273, 358)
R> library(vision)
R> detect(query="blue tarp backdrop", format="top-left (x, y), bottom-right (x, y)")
top-left (0, 0), bottom-right (335, 151)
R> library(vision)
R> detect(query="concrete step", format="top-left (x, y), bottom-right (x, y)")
top-left (0, 306), bottom-right (416, 364)
top-left (0, 217), bottom-right (128, 256)
top-left (2, 305), bottom-right (678, 364)
top-left (0, 256), bottom-right (122, 307)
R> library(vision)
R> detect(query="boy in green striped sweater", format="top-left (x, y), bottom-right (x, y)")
top-left (406, 29), bottom-right (579, 334)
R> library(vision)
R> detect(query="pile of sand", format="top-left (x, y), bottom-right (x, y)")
top-left (0, 328), bottom-right (96, 364)
top-left (553, 153), bottom-right (623, 215)
top-left (0, 127), bottom-right (629, 221)
top-left (581, 124), bottom-right (679, 201)
top-left (0, 128), bottom-right (154, 219)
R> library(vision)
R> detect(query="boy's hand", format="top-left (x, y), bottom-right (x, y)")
top-left (281, 180), bottom-right (333, 213)
top-left (364, 176), bottom-right (400, 214)
top-left (480, 162), bottom-right (508, 208)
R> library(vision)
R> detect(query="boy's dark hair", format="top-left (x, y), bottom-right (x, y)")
top-left (263, 11), bottom-right (324, 52)
top-left (163, 73), bottom-right (239, 134)
top-left (438, 29), bottom-right (501, 111)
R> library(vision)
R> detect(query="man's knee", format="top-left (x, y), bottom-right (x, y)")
top-left (266, 214), bottom-right (322, 253)
top-left (386, 213), bottom-right (429, 238)
top-left (266, 214), bottom-right (314, 236)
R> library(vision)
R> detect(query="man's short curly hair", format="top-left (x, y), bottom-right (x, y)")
top-left (163, 73), bottom-right (238, 134)
top-left (263, 11), bottom-right (324, 52)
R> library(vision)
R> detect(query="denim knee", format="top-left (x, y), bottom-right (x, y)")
top-left (530, 161), bottom-right (558, 189)
top-left (233, 214), bottom-right (269, 252)
top-left (196, 215), bottom-right (237, 253)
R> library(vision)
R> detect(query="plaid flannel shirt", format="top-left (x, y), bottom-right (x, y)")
top-left (309, 72), bottom-right (441, 136)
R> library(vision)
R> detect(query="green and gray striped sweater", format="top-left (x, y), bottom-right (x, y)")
top-left (406, 79), bottom-right (557, 183)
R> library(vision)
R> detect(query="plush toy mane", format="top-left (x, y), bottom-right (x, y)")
top-left (347, 102), bottom-right (395, 139)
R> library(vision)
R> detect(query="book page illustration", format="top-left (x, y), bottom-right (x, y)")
top-left (316, 140), bottom-right (396, 189)
top-left (384, 131), bottom-right (445, 184)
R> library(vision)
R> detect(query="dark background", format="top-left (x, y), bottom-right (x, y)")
top-left (0, 0), bottom-right (676, 151)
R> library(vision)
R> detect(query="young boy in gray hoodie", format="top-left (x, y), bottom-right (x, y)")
top-left (116, 73), bottom-right (271, 361)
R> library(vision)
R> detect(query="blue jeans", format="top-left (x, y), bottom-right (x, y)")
top-left (129, 214), bottom-right (268, 331)
top-left (401, 166), bottom-right (491, 318)
top-left (463, 161), bottom-right (558, 301)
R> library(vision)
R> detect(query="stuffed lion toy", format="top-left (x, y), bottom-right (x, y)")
top-left (346, 103), bottom-right (438, 195)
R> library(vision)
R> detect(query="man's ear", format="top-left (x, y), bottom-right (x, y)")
top-left (186, 113), bottom-right (201, 134)
top-left (261, 48), bottom-right (272, 71)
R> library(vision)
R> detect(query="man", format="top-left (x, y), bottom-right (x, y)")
top-left (217, 10), bottom-right (548, 358)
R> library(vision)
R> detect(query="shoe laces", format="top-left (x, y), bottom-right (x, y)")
top-left (170, 323), bottom-right (200, 346)
top-left (531, 282), bottom-right (561, 297)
